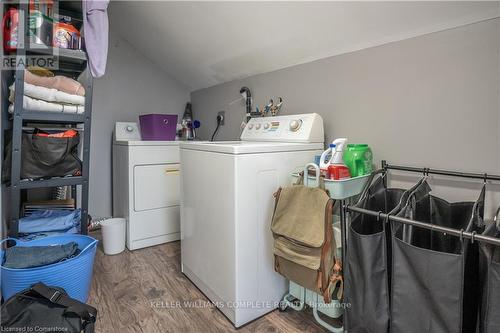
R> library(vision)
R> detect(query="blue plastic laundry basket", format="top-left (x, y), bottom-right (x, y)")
top-left (1, 235), bottom-right (98, 302)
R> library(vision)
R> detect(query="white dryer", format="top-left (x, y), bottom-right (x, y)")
top-left (180, 113), bottom-right (324, 327)
top-left (113, 122), bottom-right (181, 250)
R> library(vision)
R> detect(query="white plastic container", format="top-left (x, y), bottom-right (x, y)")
top-left (291, 173), bottom-right (370, 200)
top-left (100, 218), bottom-right (126, 255)
top-left (319, 143), bottom-right (336, 174)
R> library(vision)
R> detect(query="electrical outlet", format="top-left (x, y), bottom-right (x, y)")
top-left (217, 111), bottom-right (225, 125)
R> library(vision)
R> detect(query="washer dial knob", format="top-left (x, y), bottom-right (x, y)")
top-left (248, 124), bottom-right (254, 129)
top-left (264, 123), bottom-right (270, 130)
top-left (289, 119), bottom-right (302, 132)
top-left (255, 123), bottom-right (261, 130)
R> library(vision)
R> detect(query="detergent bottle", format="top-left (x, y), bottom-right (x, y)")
top-left (319, 143), bottom-right (336, 178)
top-left (343, 144), bottom-right (373, 177)
top-left (327, 138), bottom-right (351, 180)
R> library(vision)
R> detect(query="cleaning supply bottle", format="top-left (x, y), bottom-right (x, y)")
top-left (343, 144), bottom-right (373, 177)
top-left (327, 138), bottom-right (351, 180)
top-left (2, 8), bottom-right (19, 52)
top-left (319, 143), bottom-right (336, 178)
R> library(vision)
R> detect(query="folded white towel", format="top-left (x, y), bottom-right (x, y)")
top-left (10, 82), bottom-right (85, 106)
top-left (8, 95), bottom-right (85, 114)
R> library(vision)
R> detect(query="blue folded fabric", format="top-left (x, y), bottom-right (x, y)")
top-left (18, 209), bottom-right (81, 235)
top-left (20, 232), bottom-right (74, 241)
top-left (3, 241), bottom-right (79, 269)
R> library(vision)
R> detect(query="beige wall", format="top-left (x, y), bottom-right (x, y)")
top-left (191, 19), bottom-right (500, 217)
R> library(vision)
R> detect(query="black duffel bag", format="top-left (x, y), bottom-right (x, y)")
top-left (1, 282), bottom-right (97, 333)
top-left (2, 129), bottom-right (82, 182)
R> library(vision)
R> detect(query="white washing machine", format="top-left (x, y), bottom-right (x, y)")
top-left (180, 113), bottom-right (324, 327)
top-left (113, 122), bottom-right (181, 250)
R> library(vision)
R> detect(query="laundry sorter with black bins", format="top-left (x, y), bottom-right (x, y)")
top-left (343, 161), bottom-right (500, 333)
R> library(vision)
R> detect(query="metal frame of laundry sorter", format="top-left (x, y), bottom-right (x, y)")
top-left (340, 161), bottom-right (500, 331)
top-left (1, 1), bottom-right (92, 236)
top-left (343, 161), bottom-right (500, 247)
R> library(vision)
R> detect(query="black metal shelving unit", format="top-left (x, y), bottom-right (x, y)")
top-left (1, 1), bottom-right (92, 236)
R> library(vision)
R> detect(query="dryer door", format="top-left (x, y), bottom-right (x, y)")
top-left (134, 163), bottom-right (180, 211)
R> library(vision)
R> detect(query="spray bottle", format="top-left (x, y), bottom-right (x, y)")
top-left (319, 143), bottom-right (336, 178)
top-left (327, 138), bottom-right (351, 180)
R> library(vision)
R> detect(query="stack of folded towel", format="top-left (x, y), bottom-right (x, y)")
top-left (9, 68), bottom-right (86, 114)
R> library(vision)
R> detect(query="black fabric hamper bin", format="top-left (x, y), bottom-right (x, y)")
top-left (479, 222), bottom-right (500, 333)
top-left (2, 129), bottom-right (81, 182)
top-left (390, 187), bottom-right (485, 333)
top-left (344, 174), bottom-right (430, 333)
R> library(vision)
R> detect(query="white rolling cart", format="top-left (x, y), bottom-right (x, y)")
top-left (279, 163), bottom-right (370, 333)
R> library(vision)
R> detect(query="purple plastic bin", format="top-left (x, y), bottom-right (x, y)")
top-left (139, 114), bottom-right (178, 141)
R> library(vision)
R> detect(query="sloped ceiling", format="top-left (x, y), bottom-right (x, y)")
top-left (110, 1), bottom-right (500, 91)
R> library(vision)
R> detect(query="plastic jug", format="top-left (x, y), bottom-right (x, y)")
top-left (319, 143), bottom-right (335, 177)
top-left (328, 139), bottom-right (350, 180)
top-left (343, 144), bottom-right (373, 177)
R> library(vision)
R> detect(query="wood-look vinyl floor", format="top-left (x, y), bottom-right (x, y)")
top-left (88, 236), bottom-right (341, 332)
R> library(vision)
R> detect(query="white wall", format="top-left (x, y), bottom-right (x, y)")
top-left (89, 31), bottom-right (190, 218)
top-left (191, 19), bottom-right (500, 218)
top-left (110, 1), bottom-right (500, 91)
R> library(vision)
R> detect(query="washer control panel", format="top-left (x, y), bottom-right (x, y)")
top-left (240, 113), bottom-right (324, 143)
top-left (114, 122), bottom-right (141, 141)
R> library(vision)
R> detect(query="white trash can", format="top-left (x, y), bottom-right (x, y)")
top-left (100, 218), bottom-right (126, 255)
